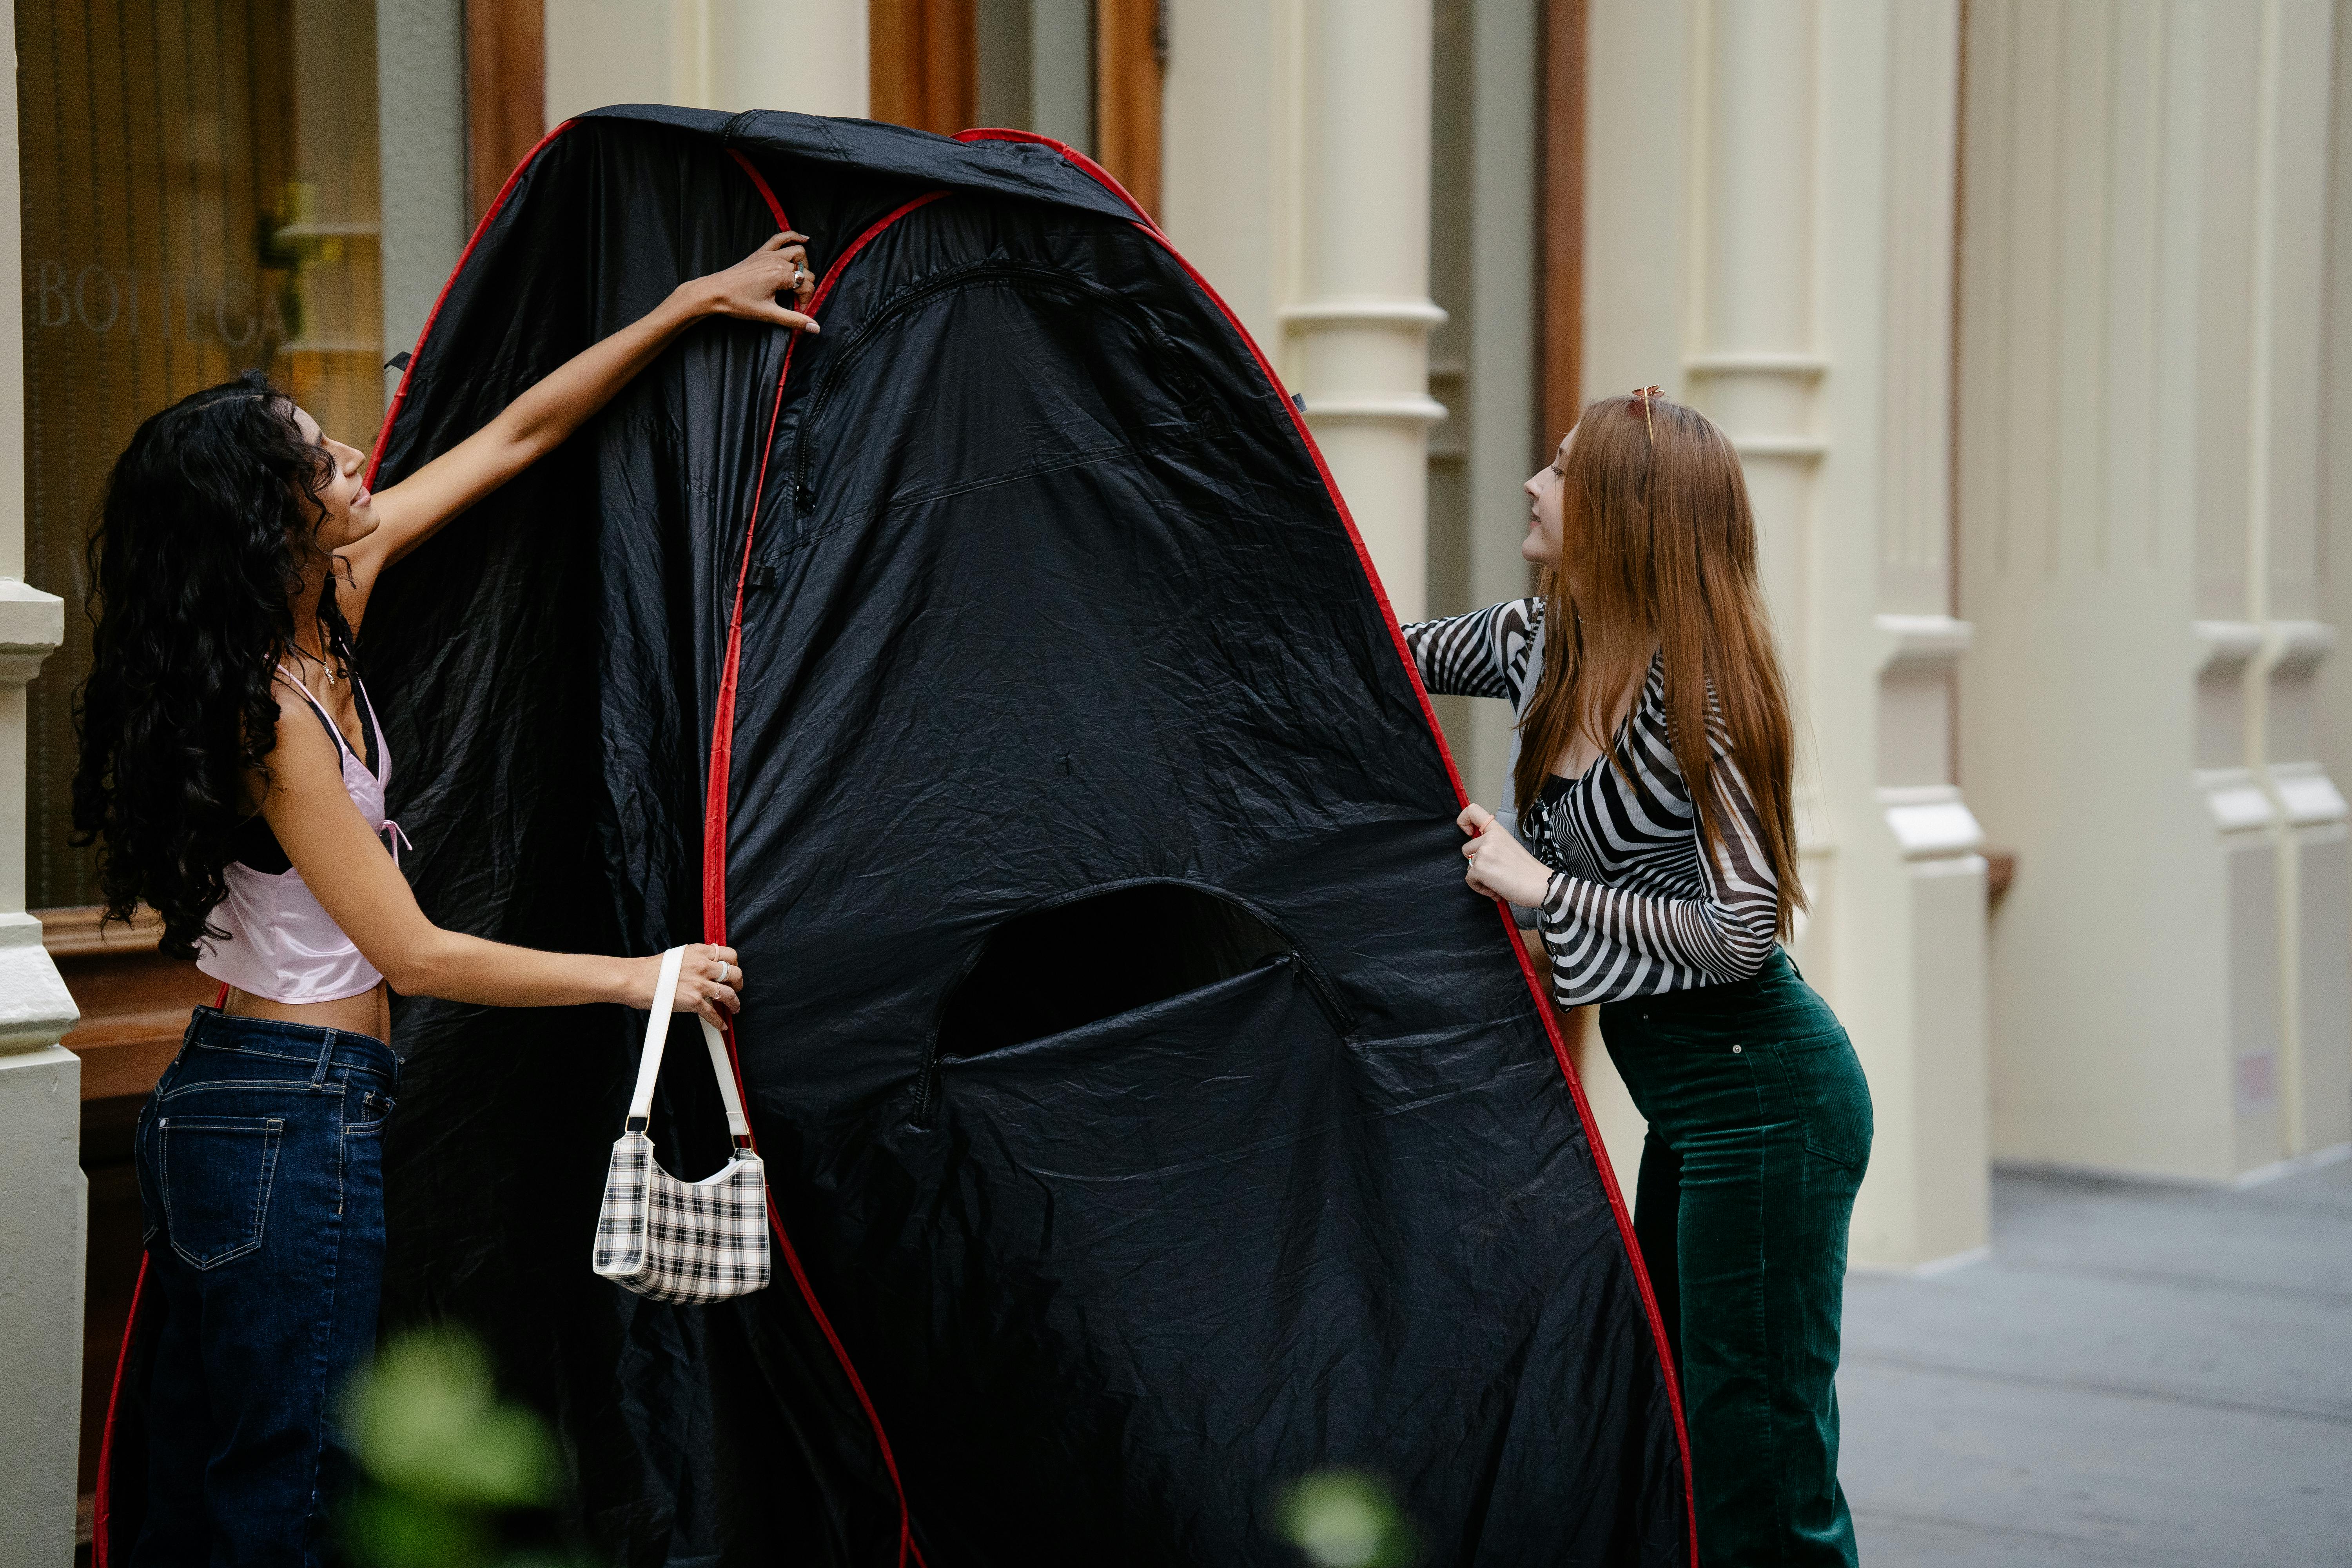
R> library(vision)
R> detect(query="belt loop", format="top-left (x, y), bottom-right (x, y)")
top-left (310, 1029), bottom-right (337, 1091)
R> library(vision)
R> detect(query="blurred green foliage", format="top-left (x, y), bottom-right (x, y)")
top-left (342, 1328), bottom-right (1420, 1568)
top-left (339, 1327), bottom-right (579, 1568)
top-left (1279, 1470), bottom-right (1416, 1567)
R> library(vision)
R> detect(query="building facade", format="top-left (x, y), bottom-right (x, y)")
top-left (4, 0), bottom-right (2347, 1557)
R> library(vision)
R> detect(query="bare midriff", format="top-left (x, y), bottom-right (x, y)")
top-left (223, 981), bottom-right (393, 1045)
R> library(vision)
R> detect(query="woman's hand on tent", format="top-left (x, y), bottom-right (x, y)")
top-left (639, 944), bottom-right (745, 1025)
top-left (691, 233), bottom-right (820, 333)
top-left (359, 238), bottom-right (816, 579)
top-left (1457, 804), bottom-right (1554, 908)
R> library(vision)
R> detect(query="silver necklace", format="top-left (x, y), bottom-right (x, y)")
top-left (290, 639), bottom-right (343, 684)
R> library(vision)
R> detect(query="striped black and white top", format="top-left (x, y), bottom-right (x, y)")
top-left (1402, 597), bottom-right (1781, 1007)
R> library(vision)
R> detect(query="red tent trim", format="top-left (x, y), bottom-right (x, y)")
top-left (700, 160), bottom-right (940, 1568)
top-left (950, 124), bottom-right (1701, 1561)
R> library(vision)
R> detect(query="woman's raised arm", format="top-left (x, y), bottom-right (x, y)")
top-left (351, 233), bottom-right (819, 581)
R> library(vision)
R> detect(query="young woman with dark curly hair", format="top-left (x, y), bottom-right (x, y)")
top-left (1404, 388), bottom-right (1872, 1566)
top-left (73, 232), bottom-right (817, 1564)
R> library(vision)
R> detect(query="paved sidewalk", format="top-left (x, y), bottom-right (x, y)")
top-left (1837, 1158), bottom-right (2352, 1566)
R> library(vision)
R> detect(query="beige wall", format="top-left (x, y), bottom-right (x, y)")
top-left (1959, 0), bottom-right (2349, 1184)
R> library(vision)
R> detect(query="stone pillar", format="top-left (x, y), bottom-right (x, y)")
top-left (2319, 0), bottom-right (2352, 1163)
top-left (1283, 0), bottom-right (1446, 621)
top-left (0, 1), bottom-right (87, 1554)
top-left (710, 0), bottom-right (871, 119)
top-left (1588, 0), bottom-right (1989, 1268)
top-left (1164, 0), bottom-right (1443, 621)
top-left (2247, 1), bottom-right (2350, 1162)
top-left (546, 0), bottom-right (870, 125)
top-left (1958, 0), bottom-right (2348, 1182)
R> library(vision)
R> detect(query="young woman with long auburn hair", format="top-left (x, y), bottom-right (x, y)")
top-left (1403, 389), bottom-right (1871, 1566)
top-left (73, 233), bottom-right (819, 1564)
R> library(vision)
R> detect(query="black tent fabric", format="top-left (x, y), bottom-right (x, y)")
top-left (96, 107), bottom-right (1693, 1567)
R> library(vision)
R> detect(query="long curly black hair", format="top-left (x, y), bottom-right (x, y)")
top-left (71, 370), bottom-right (358, 958)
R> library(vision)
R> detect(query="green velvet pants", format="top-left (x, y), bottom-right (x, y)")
top-left (1598, 949), bottom-right (1871, 1567)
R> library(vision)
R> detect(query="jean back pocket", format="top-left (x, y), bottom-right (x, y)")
top-left (1770, 1030), bottom-right (1874, 1172)
top-left (158, 1115), bottom-right (285, 1269)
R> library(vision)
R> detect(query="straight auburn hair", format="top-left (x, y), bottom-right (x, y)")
top-left (1511, 390), bottom-right (1806, 936)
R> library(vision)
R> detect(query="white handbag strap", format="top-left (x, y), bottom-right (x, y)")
top-left (624, 946), bottom-right (754, 1147)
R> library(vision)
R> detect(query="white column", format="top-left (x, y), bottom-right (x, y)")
top-left (2318, 0), bottom-right (2352, 1164)
top-left (547, 0), bottom-right (686, 122)
top-left (2248, 0), bottom-right (2348, 1163)
top-left (1283, 0), bottom-right (1445, 621)
top-left (1588, 0), bottom-right (1989, 1268)
top-left (710, 0), bottom-right (870, 118)
top-left (546, 0), bottom-right (871, 124)
top-left (0, 0), bottom-right (86, 1554)
top-left (1958, 0), bottom-right (2347, 1183)
top-left (1164, 0), bottom-right (1443, 621)
top-left (1161, 0), bottom-right (1284, 347)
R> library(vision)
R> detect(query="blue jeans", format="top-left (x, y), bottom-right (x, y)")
top-left (131, 1008), bottom-right (398, 1567)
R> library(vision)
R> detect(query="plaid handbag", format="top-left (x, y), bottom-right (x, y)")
top-left (592, 946), bottom-right (771, 1303)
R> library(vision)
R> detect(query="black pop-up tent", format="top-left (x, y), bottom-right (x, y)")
top-left (98, 107), bottom-right (1691, 1566)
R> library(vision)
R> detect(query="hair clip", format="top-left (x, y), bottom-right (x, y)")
top-left (1632, 385), bottom-right (1662, 441)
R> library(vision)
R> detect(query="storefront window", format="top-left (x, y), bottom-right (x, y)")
top-left (16, 0), bottom-right (385, 909)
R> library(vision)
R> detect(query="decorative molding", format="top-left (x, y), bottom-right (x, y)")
top-left (2260, 619), bottom-right (2337, 678)
top-left (1278, 298), bottom-right (1451, 328)
top-left (1684, 350), bottom-right (1828, 379)
top-left (2192, 766), bottom-right (2281, 833)
top-left (1728, 434), bottom-right (1829, 460)
top-left (2269, 761), bottom-right (2350, 827)
top-left (1300, 394), bottom-right (1452, 426)
top-left (0, 578), bottom-right (64, 685)
top-left (1877, 783), bottom-right (1987, 860)
top-left (2192, 619), bottom-right (2267, 675)
top-left (0, 913), bottom-right (79, 1051)
top-left (1875, 612), bottom-right (1974, 673)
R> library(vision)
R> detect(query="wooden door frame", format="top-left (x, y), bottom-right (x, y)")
top-left (466, 0), bottom-right (546, 223)
top-left (871, 0), bottom-right (978, 136)
top-left (1094, 0), bottom-right (1163, 217)
top-left (869, 0), bottom-right (1164, 220)
top-left (1540, 0), bottom-right (1586, 450)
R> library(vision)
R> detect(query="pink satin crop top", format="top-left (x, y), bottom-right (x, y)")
top-left (196, 669), bottom-right (408, 1004)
